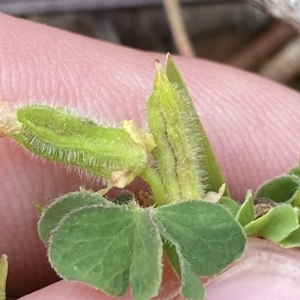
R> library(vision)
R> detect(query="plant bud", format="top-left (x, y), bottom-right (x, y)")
top-left (147, 62), bottom-right (205, 203)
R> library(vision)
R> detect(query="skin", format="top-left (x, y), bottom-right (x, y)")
top-left (0, 12), bottom-right (300, 300)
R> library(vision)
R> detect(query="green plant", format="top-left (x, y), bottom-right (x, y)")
top-left (224, 165), bottom-right (300, 248)
top-left (2, 54), bottom-right (298, 300)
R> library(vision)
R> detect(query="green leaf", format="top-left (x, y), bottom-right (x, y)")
top-left (156, 201), bottom-right (246, 276)
top-left (236, 191), bottom-right (255, 226)
top-left (130, 210), bottom-right (163, 300)
top-left (48, 205), bottom-right (162, 300)
top-left (0, 255), bottom-right (8, 300)
top-left (164, 242), bottom-right (205, 300)
top-left (287, 165), bottom-right (300, 178)
top-left (165, 54), bottom-right (229, 197)
top-left (279, 226), bottom-right (300, 248)
top-left (244, 205), bottom-right (299, 243)
top-left (256, 175), bottom-right (300, 203)
top-left (218, 196), bottom-right (240, 216)
top-left (291, 188), bottom-right (300, 208)
top-left (38, 191), bottom-right (113, 243)
top-left (47, 199), bottom-right (246, 300)
top-left (31, 56), bottom-right (249, 300)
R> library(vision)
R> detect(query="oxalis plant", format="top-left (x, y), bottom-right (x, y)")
top-left (1, 54), bottom-right (300, 300)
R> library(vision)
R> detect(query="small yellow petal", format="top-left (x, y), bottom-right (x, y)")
top-left (122, 120), bottom-right (156, 152)
top-left (0, 101), bottom-right (22, 137)
top-left (111, 169), bottom-right (138, 188)
top-left (203, 183), bottom-right (226, 203)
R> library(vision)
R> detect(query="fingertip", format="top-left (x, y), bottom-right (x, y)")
top-left (18, 281), bottom-right (130, 300)
top-left (205, 238), bottom-right (300, 300)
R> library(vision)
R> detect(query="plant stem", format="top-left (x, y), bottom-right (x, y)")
top-left (140, 166), bottom-right (166, 206)
top-left (162, 0), bottom-right (195, 57)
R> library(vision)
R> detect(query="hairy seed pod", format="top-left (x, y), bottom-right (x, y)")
top-left (147, 62), bottom-right (205, 203)
top-left (3, 104), bottom-right (153, 188)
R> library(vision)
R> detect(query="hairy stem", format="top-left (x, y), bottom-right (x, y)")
top-left (140, 166), bottom-right (166, 206)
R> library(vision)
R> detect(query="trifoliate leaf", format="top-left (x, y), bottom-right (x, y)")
top-left (38, 191), bottom-right (114, 243)
top-left (48, 204), bottom-right (162, 300)
top-left (129, 210), bottom-right (163, 300)
top-left (237, 189), bottom-right (300, 248)
top-left (47, 198), bottom-right (245, 300)
top-left (244, 205), bottom-right (299, 243)
top-left (155, 201), bottom-right (246, 276)
top-left (256, 175), bottom-right (300, 203)
top-left (164, 241), bottom-right (205, 300)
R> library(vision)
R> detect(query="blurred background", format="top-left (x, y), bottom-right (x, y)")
top-left (0, 0), bottom-right (299, 89)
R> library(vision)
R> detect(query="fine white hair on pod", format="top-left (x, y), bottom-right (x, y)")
top-left (6, 103), bottom-right (151, 189)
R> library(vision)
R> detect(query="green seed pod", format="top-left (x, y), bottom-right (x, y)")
top-left (1, 103), bottom-right (154, 188)
top-left (147, 62), bottom-right (205, 203)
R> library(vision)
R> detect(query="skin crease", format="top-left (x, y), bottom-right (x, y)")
top-left (0, 12), bottom-right (300, 299)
